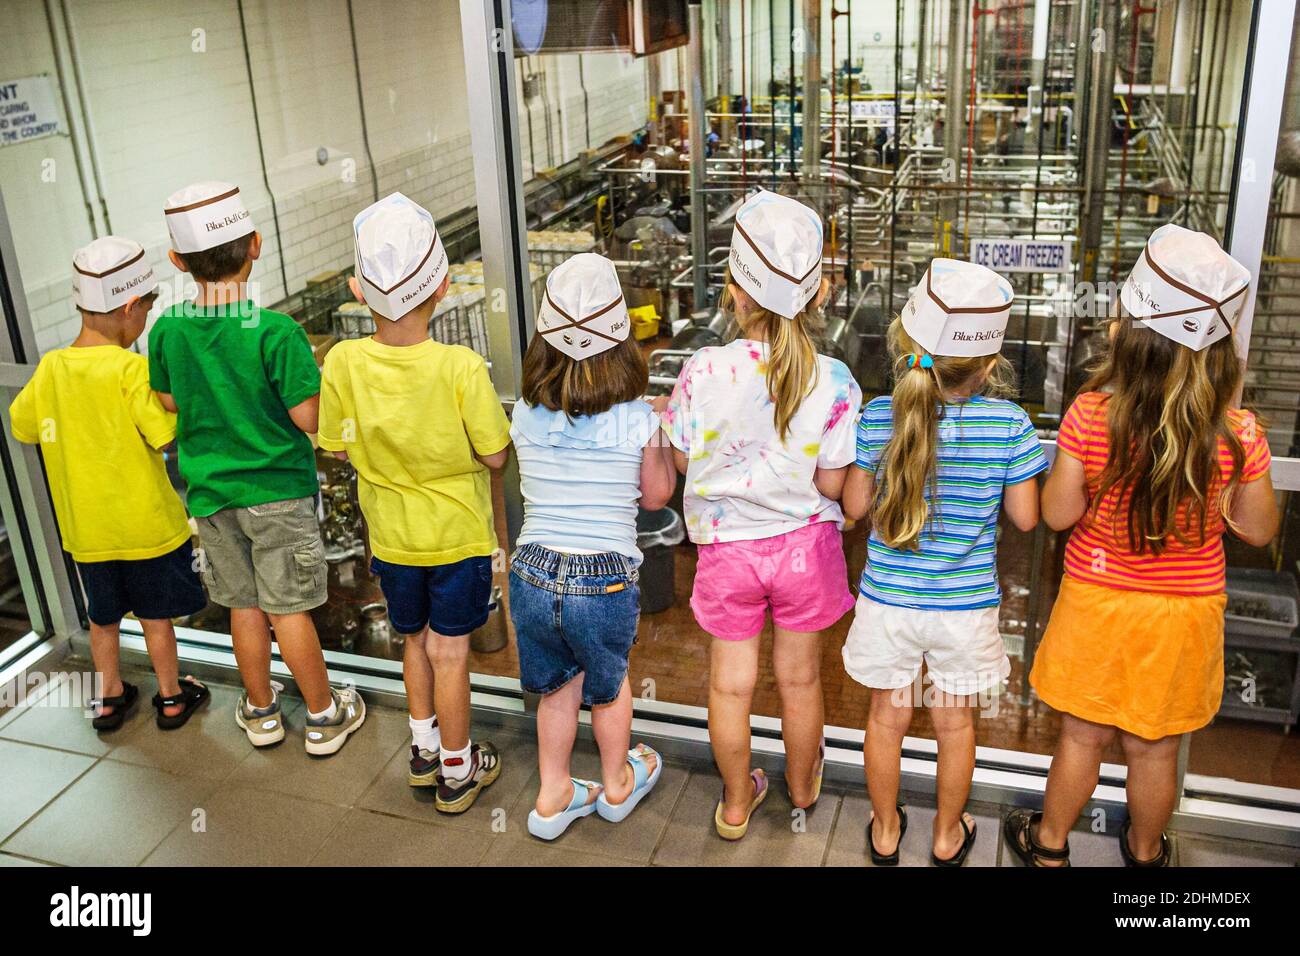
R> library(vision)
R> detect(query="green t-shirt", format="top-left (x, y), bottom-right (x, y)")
top-left (148, 300), bottom-right (320, 517)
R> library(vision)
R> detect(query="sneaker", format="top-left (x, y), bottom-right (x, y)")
top-left (409, 745), bottom-right (441, 787)
top-left (304, 686), bottom-right (366, 756)
top-left (435, 741), bottom-right (501, 814)
top-left (235, 682), bottom-right (286, 747)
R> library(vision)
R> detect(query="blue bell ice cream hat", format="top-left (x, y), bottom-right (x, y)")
top-left (902, 258), bottom-right (1014, 357)
top-left (72, 236), bottom-right (157, 313)
top-left (164, 181), bottom-right (255, 254)
top-left (728, 189), bottom-right (824, 319)
top-left (1120, 223), bottom-right (1249, 352)
top-left (352, 192), bottom-right (449, 321)
top-left (535, 253), bottom-right (630, 361)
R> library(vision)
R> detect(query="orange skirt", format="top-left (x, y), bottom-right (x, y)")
top-left (1030, 575), bottom-right (1226, 740)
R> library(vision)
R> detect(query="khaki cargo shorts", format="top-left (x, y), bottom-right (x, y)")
top-left (195, 496), bottom-right (328, 615)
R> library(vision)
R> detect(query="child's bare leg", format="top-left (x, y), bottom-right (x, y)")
top-left (139, 618), bottom-right (183, 717)
top-left (402, 628), bottom-right (435, 720)
top-left (865, 685), bottom-right (913, 852)
top-left (267, 610), bottom-right (332, 713)
top-left (426, 632), bottom-right (470, 751)
top-left (89, 621), bottom-right (123, 714)
top-left (1036, 713), bottom-right (1118, 865)
top-left (1119, 731), bottom-right (1180, 861)
top-left (709, 636), bottom-right (760, 826)
top-left (230, 607), bottom-right (275, 708)
top-left (929, 690), bottom-right (976, 859)
top-left (536, 676), bottom-right (596, 814)
top-left (594, 676), bottom-right (656, 805)
top-left (772, 627), bottom-right (824, 807)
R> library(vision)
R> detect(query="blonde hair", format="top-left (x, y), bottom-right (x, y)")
top-left (721, 267), bottom-right (823, 441)
top-left (1082, 310), bottom-right (1249, 553)
top-left (873, 316), bottom-right (1015, 551)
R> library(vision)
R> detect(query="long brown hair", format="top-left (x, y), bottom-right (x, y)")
top-left (872, 317), bottom-right (1015, 551)
top-left (1082, 311), bottom-right (1249, 554)
top-left (521, 331), bottom-right (648, 418)
top-left (721, 267), bottom-right (824, 441)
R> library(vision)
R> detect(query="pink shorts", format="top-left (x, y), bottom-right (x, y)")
top-left (690, 521), bottom-right (854, 641)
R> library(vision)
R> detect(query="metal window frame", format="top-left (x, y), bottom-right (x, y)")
top-left (0, 0), bottom-right (1299, 851)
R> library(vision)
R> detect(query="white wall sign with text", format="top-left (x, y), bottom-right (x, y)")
top-left (0, 75), bottom-right (61, 148)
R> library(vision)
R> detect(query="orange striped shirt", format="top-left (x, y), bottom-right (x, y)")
top-left (1057, 391), bottom-right (1270, 595)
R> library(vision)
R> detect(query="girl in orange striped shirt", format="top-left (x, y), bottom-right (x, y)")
top-left (1005, 225), bottom-right (1279, 867)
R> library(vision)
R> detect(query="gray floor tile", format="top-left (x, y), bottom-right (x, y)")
top-left (224, 703), bottom-right (407, 806)
top-left (824, 793), bottom-right (999, 867)
top-left (356, 729), bottom-right (537, 834)
top-left (1176, 835), bottom-right (1299, 867)
top-left (651, 768), bottom-right (841, 866)
top-left (2, 760), bottom-right (214, 866)
top-left (0, 852), bottom-right (52, 866)
top-left (311, 808), bottom-right (493, 866)
top-left (0, 671), bottom-right (147, 756)
top-left (479, 835), bottom-right (638, 867)
top-left (142, 785), bottom-right (346, 867)
top-left (0, 739), bottom-right (96, 842)
top-left (105, 684), bottom-right (257, 781)
top-left (500, 741), bottom-right (690, 862)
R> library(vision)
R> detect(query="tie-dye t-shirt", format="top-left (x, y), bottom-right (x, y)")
top-left (662, 338), bottom-right (862, 544)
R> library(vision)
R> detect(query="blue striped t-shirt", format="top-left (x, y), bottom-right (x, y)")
top-left (856, 395), bottom-right (1047, 610)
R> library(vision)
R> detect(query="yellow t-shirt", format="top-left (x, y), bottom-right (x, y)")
top-left (9, 345), bottom-right (192, 562)
top-left (317, 338), bottom-right (511, 566)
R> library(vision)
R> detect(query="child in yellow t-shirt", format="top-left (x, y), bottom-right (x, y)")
top-left (9, 237), bottom-right (208, 732)
top-left (319, 193), bottom-right (512, 814)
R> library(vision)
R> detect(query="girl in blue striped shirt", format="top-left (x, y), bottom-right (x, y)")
top-left (841, 259), bottom-right (1046, 866)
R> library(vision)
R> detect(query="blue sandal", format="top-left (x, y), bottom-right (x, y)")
top-left (597, 744), bottom-right (662, 823)
top-left (527, 778), bottom-right (602, 841)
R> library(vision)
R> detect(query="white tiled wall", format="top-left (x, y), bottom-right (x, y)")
top-left (1, 0), bottom-right (649, 354)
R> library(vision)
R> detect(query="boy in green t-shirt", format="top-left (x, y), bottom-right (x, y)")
top-left (149, 181), bottom-right (364, 756)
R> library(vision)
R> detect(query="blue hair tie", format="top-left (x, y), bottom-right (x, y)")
top-left (905, 353), bottom-right (933, 370)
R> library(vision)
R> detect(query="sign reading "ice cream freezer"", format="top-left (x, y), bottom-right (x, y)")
top-left (970, 237), bottom-right (1072, 274)
top-left (0, 75), bottom-right (61, 147)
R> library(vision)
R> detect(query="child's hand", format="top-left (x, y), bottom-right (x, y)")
top-left (647, 394), bottom-right (671, 415)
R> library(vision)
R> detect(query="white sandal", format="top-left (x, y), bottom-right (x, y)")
top-left (527, 778), bottom-right (602, 841)
top-left (597, 744), bottom-right (662, 823)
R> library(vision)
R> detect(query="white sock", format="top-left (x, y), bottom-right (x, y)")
top-left (308, 695), bottom-right (338, 722)
top-left (440, 741), bottom-right (473, 782)
top-left (410, 715), bottom-right (441, 753)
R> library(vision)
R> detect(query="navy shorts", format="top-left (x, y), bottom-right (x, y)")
top-left (369, 555), bottom-right (494, 636)
top-left (76, 540), bottom-right (208, 627)
top-left (507, 544), bottom-right (640, 706)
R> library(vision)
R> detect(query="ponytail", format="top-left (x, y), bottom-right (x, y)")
top-left (873, 317), bottom-right (1015, 551)
top-left (722, 268), bottom-right (821, 442)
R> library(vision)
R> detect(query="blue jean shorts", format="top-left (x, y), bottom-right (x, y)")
top-left (508, 544), bottom-right (640, 706)
top-left (369, 555), bottom-right (494, 636)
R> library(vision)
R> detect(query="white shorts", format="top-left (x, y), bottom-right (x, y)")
top-left (841, 594), bottom-right (1010, 696)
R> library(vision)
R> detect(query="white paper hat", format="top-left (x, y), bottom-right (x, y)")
top-left (902, 258), bottom-right (1014, 356)
top-left (72, 236), bottom-right (157, 313)
top-left (1120, 223), bottom-right (1249, 351)
top-left (728, 190), bottom-right (824, 319)
top-left (164, 181), bottom-right (255, 254)
top-left (536, 253), bottom-right (630, 360)
top-left (352, 192), bottom-right (448, 321)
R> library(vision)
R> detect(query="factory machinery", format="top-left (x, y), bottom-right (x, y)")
top-left (215, 0), bottom-right (1262, 668)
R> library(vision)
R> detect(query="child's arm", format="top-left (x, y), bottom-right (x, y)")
top-left (1230, 468), bottom-right (1280, 546)
top-left (841, 466), bottom-right (874, 522)
top-left (814, 465), bottom-right (849, 500)
top-left (640, 428), bottom-right (677, 511)
top-left (1003, 476), bottom-right (1041, 532)
top-left (475, 444), bottom-right (510, 470)
top-left (286, 394), bottom-right (320, 435)
top-left (1041, 451), bottom-right (1088, 531)
top-left (156, 391), bottom-right (178, 413)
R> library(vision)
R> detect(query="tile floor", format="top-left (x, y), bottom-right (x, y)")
top-left (0, 666), bottom-right (1296, 868)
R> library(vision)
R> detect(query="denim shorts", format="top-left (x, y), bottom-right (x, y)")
top-left (370, 554), bottom-right (494, 636)
top-left (508, 544), bottom-right (640, 706)
top-left (76, 540), bottom-right (208, 627)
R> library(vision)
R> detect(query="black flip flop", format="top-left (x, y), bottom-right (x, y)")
top-left (867, 804), bottom-right (908, 866)
top-left (1119, 818), bottom-right (1170, 867)
top-left (1003, 808), bottom-right (1071, 867)
top-left (90, 681), bottom-right (138, 732)
top-left (152, 676), bottom-right (211, 730)
top-left (932, 815), bottom-right (978, 867)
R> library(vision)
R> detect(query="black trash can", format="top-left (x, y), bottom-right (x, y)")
top-left (636, 507), bottom-right (685, 614)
